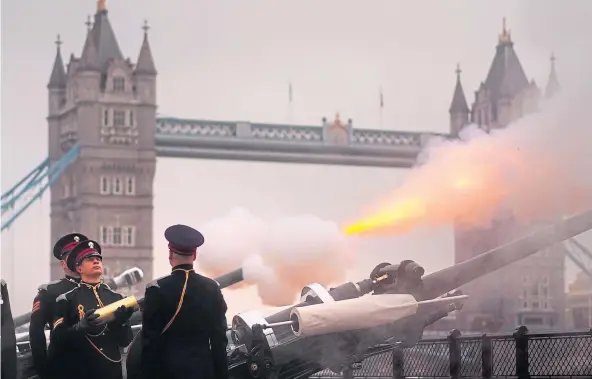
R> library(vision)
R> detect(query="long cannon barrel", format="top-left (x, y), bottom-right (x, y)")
top-left (214, 268), bottom-right (244, 288)
top-left (421, 210), bottom-right (592, 299)
top-left (13, 267), bottom-right (144, 328)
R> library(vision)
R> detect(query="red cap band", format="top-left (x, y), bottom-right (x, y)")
top-left (61, 241), bottom-right (79, 256)
top-left (76, 249), bottom-right (100, 264)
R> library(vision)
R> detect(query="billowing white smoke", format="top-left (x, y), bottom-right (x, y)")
top-left (197, 207), bottom-right (351, 305)
top-left (346, 87), bottom-right (592, 238)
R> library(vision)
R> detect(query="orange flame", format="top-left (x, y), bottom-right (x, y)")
top-left (343, 127), bottom-right (591, 237)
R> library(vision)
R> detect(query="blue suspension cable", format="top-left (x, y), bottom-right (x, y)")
top-left (1, 145), bottom-right (80, 231)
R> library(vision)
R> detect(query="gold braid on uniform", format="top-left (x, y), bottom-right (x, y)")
top-left (80, 282), bottom-right (121, 363)
top-left (161, 268), bottom-right (193, 335)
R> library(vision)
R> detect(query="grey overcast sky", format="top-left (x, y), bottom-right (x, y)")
top-left (2, 0), bottom-right (592, 315)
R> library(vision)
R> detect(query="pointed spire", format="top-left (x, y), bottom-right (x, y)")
top-left (92, 4), bottom-right (124, 69)
top-left (449, 64), bottom-right (470, 114)
top-left (545, 52), bottom-right (560, 99)
top-left (135, 20), bottom-right (157, 76)
top-left (79, 20), bottom-right (99, 71)
top-left (48, 35), bottom-right (67, 89)
top-left (498, 17), bottom-right (512, 45)
top-left (97, 0), bottom-right (107, 13)
top-left (484, 18), bottom-right (529, 102)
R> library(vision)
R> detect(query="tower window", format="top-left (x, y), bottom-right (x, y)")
top-left (113, 226), bottom-right (122, 245)
top-left (113, 77), bottom-right (125, 92)
top-left (103, 109), bottom-right (110, 126)
top-left (123, 226), bottom-right (136, 246)
top-left (128, 110), bottom-right (135, 127)
top-left (113, 110), bottom-right (126, 127)
top-left (125, 176), bottom-right (135, 195)
top-left (113, 177), bottom-right (122, 195)
top-left (100, 226), bottom-right (109, 245)
top-left (100, 226), bottom-right (114, 246)
top-left (100, 176), bottom-right (110, 195)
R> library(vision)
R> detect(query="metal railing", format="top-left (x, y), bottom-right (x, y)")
top-left (313, 326), bottom-right (592, 378)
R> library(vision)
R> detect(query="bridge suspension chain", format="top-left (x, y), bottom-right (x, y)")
top-left (1, 144), bottom-right (80, 232)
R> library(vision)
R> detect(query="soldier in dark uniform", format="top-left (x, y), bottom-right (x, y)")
top-left (140, 224), bottom-right (229, 379)
top-left (51, 240), bottom-right (134, 379)
top-left (1, 279), bottom-right (17, 379)
top-left (29, 233), bottom-right (87, 379)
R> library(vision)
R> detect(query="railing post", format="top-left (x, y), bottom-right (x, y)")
top-left (481, 334), bottom-right (492, 379)
top-left (513, 325), bottom-right (530, 379)
top-left (392, 346), bottom-right (404, 379)
top-left (448, 329), bottom-right (462, 379)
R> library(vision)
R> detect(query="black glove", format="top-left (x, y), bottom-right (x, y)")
top-left (74, 309), bottom-right (102, 332)
top-left (112, 305), bottom-right (134, 326)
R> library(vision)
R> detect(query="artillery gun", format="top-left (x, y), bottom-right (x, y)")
top-left (17, 210), bottom-right (592, 379)
top-left (123, 209), bottom-right (592, 379)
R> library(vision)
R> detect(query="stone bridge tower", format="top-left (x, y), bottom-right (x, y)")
top-left (47, 2), bottom-right (157, 291)
top-left (447, 20), bottom-right (565, 332)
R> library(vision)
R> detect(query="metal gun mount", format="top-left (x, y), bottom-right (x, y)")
top-left (226, 263), bottom-right (465, 379)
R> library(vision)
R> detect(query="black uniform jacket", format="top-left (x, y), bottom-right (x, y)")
top-left (52, 281), bottom-right (133, 379)
top-left (140, 264), bottom-right (229, 379)
top-left (1, 279), bottom-right (17, 379)
top-left (29, 276), bottom-right (79, 379)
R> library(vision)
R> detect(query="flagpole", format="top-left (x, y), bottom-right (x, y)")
top-left (379, 86), bottom-right (384, 128)
top-left (288, 81), bottom-right (294, 125)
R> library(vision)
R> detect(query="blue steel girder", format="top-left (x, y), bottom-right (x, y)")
top-left (1, 145), bottom-right (80, 232)
top-left (155, 117), bottom-right (451, 168)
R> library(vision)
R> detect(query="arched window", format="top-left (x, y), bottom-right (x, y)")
top-left (125, 176), bottom-right (135, 195)
top-left (100, 176), bottom-right (110, 195)
top-left (113, 76), bottom-right (125, 92)
top-left (113, 177), bottom-right (122, 195)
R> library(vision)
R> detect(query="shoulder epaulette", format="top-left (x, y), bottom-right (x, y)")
top-left (38, 279), bottom-right (62, 292)
top-left (146, 279), bottom-right (161, 289)
top-left (55, 288), bottom-right (78, 303)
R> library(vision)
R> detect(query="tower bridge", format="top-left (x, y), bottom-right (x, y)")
top-left (2, 3), bottom-right (590, 339)
top-left (154, 116), bottom-right (443, 167)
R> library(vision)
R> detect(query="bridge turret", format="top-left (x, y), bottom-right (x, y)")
top-left (134, 21), bottom-right (157, 106)
top-left (47, 35), bottom-right (67, 163)
top-left (448, 64), bottom-right (470, 136)
top-left (545, 53), bottom-right (560, 99)
top-left (133, 21), bottom-right (158, 152)
top-left (47, 35), bottom-right (67, 115)
top-left (322, 113), bottom-right (352, 144)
